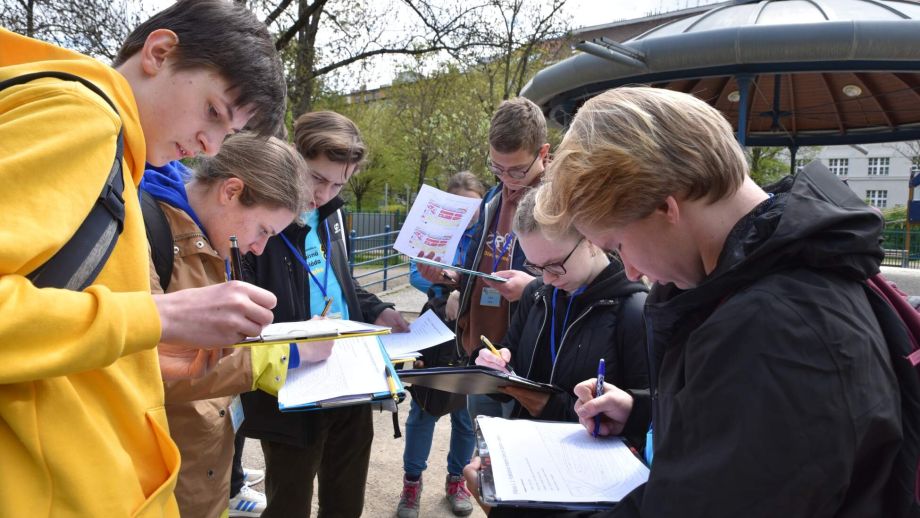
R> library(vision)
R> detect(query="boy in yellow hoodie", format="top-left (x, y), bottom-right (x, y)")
top-left (0, 1), bottom-right (286, 516)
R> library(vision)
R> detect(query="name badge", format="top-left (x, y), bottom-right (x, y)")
top-left (229, 395), bottom-right (245, 433)
top-left (480, 287), bottom-right (502, 307)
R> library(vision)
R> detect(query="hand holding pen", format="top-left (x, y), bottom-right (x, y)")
top-left (573, 376), bottom-right (635, 438)
top-left (477, 335), bottom-right (516, 376)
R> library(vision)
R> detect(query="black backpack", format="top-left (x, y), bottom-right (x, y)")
top-left (1, 72), bottom-right (125, 290)
top-left (140, 190), bottom-right (174, 291)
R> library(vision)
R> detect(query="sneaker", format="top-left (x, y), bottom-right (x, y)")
top-left (229, 485), bottom-right (266, 517)
top-left (445, 474), bottom-right (473, 516)
top-left (242, 467), bottom-right (265, 486)
top-left (397, 474), bottom-right (422, 518)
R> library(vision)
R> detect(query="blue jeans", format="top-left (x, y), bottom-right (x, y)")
top-left (402, 398), bottom-right (475, 477)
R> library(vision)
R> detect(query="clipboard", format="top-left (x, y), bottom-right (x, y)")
top-left (398, 366), bottom-right (562, 395)
top-left (278, 335), bottom-right (406, 412)
top-left (475, 418), bottom-right (648, 510)
top-left (410, 256), bottom-right (509, 283)
top-left (235, 319), bottom-right (391, 347)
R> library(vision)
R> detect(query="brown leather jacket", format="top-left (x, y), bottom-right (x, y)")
top-left (151, 202), bottom-right (288, 518)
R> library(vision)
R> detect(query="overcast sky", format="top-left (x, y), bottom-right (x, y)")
top-left (566, 0), bottom-right (722, 28)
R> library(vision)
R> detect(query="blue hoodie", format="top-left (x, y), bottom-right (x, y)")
top-left (140, 161), bottom-right (208, 237)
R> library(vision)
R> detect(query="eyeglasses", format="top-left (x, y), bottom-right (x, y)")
top-left (523, 238), bottom-right (584, 276)
top-left (487, 150), bottom-right (541, 180)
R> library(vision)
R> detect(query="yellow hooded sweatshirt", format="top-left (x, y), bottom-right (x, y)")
top-left (0, 29), bottom-right (179, 517)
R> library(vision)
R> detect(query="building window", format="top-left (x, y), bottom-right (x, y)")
top-left (827, 158), bottom-right (849, 176)
top-left (866, 190), bottom-right (888, 208)
top-left (867, 157), bottom-right (890, 176)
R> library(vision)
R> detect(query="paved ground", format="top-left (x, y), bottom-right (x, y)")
top-left (241, 283), bottom-right (486, 517)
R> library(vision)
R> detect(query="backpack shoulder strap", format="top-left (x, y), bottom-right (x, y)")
top-left (1, 71), bottom-right (125, 291)
top-left (140, 191), bottom-right (174, 291)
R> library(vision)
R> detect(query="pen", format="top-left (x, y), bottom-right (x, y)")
top-left (384, 365), bottom-right (400, 403)
top-left (229, 235), bottom-right (243, 281)
top-left (320, 296), bottom-right (334, 317)
top-left (593, 358), bottom-right (606, 438)
top-left (481, 335), bottom-right (516, 376)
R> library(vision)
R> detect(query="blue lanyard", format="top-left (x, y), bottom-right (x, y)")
top-left (279, 220), bottom-right (333, 299)
top-left (549, 286), bottom-right (586, 364)
top-left (489, 204), bottom-right (514, 272)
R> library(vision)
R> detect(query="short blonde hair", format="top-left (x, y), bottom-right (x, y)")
top-left (195, 133), bottom-right (310, 214)
top-left (535, 87), bottom-right (748, 231)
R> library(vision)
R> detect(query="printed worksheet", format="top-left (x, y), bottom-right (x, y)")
top-left (394, 185), bottom-right (481, 265)
top-left (477, 417), bottom-right (649, 504)
top-left (278, 335), bottom-right (388, 409)
top-left (379, 309), bottom-right (455, 358)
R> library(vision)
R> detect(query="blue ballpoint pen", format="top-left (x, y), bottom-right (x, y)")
top-left (593, 359), bottom-right (606, 438)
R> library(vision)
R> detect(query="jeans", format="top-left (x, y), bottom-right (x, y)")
top-left (403, 398), bottom-right (475, 477)
top-left (467, 394), bottom-right (514, 421)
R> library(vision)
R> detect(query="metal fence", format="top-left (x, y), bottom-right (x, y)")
top-left (881, 228), bottom-right (920, 269)
top-left (344, 211), bottom-right (409, 290)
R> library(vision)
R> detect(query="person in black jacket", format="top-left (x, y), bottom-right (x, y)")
top-left (239, 111), bottom-right (409, 518)
top-left (471, 86), bottom-right (912, 518)
top-left (474, 188), bottom-right (648, 425)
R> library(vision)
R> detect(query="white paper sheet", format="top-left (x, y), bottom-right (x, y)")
top-left (477, 417), bottom-right (649, 504)
top-left (379, 309), bottom-right (455, 358)
top-left (278, 335), bottom-right (388, 408)
top-left (394, 184), bottom-right (482, 265)
top-left (257, 319), bottom-right (388, 342)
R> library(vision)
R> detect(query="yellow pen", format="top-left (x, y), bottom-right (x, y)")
top-left (384, 365), bottom-right (400, 403)
top-left (481, 335), bottom-right (517, 376)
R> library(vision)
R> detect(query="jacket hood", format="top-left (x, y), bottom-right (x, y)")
top-left (140, 161), bottom-right (208, 235)
top-left (652, 163), bottom-right (884, 311)
top-left (1, 29), bottom-right (146, 184)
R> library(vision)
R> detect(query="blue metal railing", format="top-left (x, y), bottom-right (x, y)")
top-left (346, 224), bottom-right (410, 290)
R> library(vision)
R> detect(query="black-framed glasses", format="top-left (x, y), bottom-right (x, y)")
top-left (487, 150), bottom-right (541, 180)
top-left (523, 238), bottom-right (584, 276)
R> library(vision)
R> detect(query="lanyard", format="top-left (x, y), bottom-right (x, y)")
top-left (279, 220), bottom-right (333, 299)
top-left (549, 286), bottom-right (586, 364)
top-left (489, 204), bottom-right (514, 272)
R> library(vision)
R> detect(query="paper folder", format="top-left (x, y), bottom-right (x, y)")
top-left (398, 366), bottom-right (562, 395)
top-left (235, 319), bottom-right (391, 347)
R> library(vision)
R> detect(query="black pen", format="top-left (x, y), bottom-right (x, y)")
top-left (229, 235), bottom-right (243, 281)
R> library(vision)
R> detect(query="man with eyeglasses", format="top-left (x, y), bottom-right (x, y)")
top-left (416, 97), bottom-right (549, 425)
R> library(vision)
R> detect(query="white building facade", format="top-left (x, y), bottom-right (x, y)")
top-left (802, 142), bottom-right (920, 209)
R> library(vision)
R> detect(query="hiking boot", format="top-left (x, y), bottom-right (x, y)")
top-left (445, 474), bottom-right (473, 516)
top-left (229, 484), bottom-right (266, 517)
top-left (397, 474), bottom-right (422, 518)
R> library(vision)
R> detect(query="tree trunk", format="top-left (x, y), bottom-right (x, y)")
top-left (291, 0), bottom-right (322, 116)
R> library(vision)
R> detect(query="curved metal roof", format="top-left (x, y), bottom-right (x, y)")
top-left (521, 0), bottom-right (920, 146)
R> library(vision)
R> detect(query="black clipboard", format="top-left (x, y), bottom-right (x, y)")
top-left (399, 366), bottom-right (563, 395)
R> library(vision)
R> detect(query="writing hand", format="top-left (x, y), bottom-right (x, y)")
top-left (474, 346), bottom-right (512, 373)
top-left (482, 269), bottom-right (534, 302)
top-left (375, 307), bottom-right (410, 333)
top-left (154, 281), bottom-right (276, 348)
top-left (573, 378), bottom-right (634, 436)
